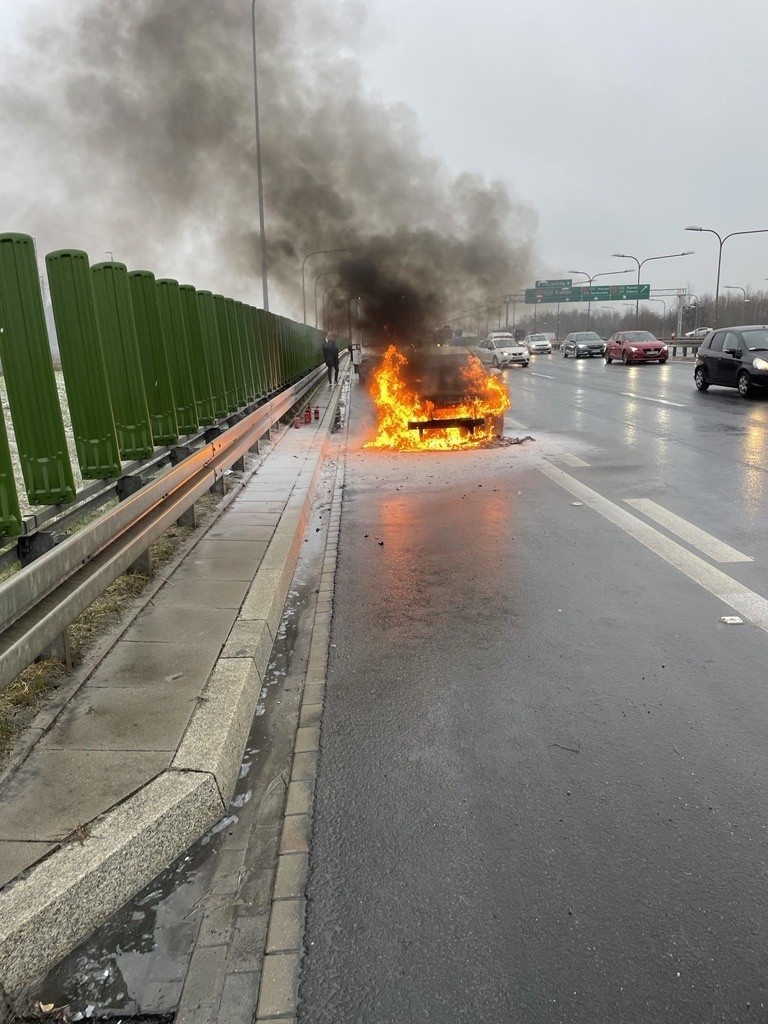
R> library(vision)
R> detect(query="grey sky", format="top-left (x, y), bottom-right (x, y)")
top-left (1, 0), bottom-right (766, 319)
top-left (359, 0), bottom-right (768, 301)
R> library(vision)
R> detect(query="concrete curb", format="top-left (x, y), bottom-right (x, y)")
top-left (0, 384), bottom-right (344, 998)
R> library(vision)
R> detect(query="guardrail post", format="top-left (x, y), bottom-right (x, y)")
top-left (169, 446), bottom-right (196, 527)
top-left (17, 531), bottom-right (73, 666)
top-left (117, 475), bottom-right (152, 575)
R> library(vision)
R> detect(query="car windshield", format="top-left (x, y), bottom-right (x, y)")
top-left (529, 335), bottom-right (547, 342)
top-left (625, 331), bottom-right (656, 342)
top-left (744, 329), bottom-right (768, 351)
top-left (576, 333), bottom-right (602, 341)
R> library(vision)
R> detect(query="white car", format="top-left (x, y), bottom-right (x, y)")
top-left (474, 336), bottom-right (529, 368)
top-left (524, 334), bottom-right (553, 354)
top-left (685, 327), bottom-right (712, 339)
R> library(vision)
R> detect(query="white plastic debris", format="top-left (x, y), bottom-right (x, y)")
top-left (720, 616), bottom-right (744, 625)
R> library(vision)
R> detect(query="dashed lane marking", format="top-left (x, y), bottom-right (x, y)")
top-left (540, 461), bottom-right (768, 633)
top-left (620, 391), bottom-right (687, 408)
top-left (531, 372), bottom-right (555, 380)
top-left (624, 498), bottom-right (752, 563)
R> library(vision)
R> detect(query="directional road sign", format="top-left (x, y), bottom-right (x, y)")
top-left (525, 283), bottom-right (650, 303)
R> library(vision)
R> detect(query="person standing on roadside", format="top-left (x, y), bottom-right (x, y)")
top-left (322, 333), bottom-right (340, 386)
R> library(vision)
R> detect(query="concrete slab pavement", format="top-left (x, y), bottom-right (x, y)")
top-left (0, 371), bottom-right (347, 998)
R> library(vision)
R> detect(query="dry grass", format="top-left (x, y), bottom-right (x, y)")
top-left (0, 491), bottom-right (221, 762)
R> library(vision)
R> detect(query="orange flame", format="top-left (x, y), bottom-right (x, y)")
top-left (365, 345), bottom-right (511, 451)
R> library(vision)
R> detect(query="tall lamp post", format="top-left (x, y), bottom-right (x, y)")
top-left (251, 0), bottom-right (269, 310)
top-left (685, 225), bottom-right (768, 326)
top-left (644, 297), bottom-right (668, 336)
top-left (301, 248), bottom-right (352, 324)
top-left (611, 250), bottom-right (694, 327)
top-left (569, 268), bottom-right (633, 330)
top-left (314, 271), bottom-right (340, 328)
top-left (723, 284), bottom-right (750, 324)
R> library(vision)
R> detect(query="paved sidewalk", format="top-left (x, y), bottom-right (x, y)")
top-left (0, 371), bottom-right (347, 998)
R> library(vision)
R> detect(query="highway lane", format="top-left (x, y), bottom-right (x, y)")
top-left (505, 355), bottom-right (768, 589)
top-left (299, 366), bottom-right (768, 1023)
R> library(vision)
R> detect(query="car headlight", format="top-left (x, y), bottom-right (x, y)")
top-left (629, 346), bottom-right (639, 352)
top-left (753, 357), bottom-right (768, 371)
top-left (577, 345), bottom-right (587, 350)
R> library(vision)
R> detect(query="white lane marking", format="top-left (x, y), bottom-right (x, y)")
top-left (624, 498), bottom-right (752, 563)
top-left (531, 372), bottom-right (555, 379)
top-left (620, 391), bottom-right (687, 408)
top-left (540, 462), bottom-right (768, 633)
top-left (558, 453), bottom-right (591, 467)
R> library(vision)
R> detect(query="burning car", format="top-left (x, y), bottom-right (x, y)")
top-left (365, 343), bottom-right (510, 450)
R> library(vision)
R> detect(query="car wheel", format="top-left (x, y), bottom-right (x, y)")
top-left (563, 348), bottom-right (568, 358)
top-left (605, 356), bottom-right (612, 364)
top-left (622, 351), bottom-right (629, 365)
top-left (523, 361), bottom-right (529, 367)
top-left (658, 358), bottom-right (667, 364)
top-left (737, 370), bottom-right (753, 398)
top-left (492, 356), bottom-right (499, 368)
top-left (694, 366), bottom-right (709, 391)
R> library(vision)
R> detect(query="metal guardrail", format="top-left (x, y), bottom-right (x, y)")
top-left (0, 365), bottom-right (326, 692)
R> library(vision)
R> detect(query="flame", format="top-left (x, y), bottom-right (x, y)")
top-left (365, 344), bottom-right (511, 451)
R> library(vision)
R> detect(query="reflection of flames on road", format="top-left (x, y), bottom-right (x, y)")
top-left (365, 345), bottom-right (511, 451)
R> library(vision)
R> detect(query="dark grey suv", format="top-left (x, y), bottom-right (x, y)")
top-left (694, 326), bottom-right (768, 397)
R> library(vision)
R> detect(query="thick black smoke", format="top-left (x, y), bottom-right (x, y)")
top-left (0, 0), bottom-right (537, 336)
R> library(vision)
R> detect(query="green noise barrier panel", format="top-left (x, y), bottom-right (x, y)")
top-left (46, 249), bottom-right (122, 480)
top-left (226, 297), bottom-right (249, 406)
top-left (91, 262), bottom-right (154, 460)
top-left (0, 406), bottom-right (22, 536)
top-left (235, 301), bottom-right (257, 403)
top-left (178, 285), bottom-right (215, 425)
top-left (0, 233), bottom-right (76, 505)
top-left (196, 291), bottom-right (228, 418)
top-left (246, 305), bottom-right (268, 397)
top-left (156, 279), bottom-right (199, 435)
top-left (128, 270), bottom-right (178, 445)
top-left (213, 294), bottom-right (239, 413)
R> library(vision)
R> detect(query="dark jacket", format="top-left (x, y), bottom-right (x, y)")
top-left (322, 339), bottom-right (339, 365)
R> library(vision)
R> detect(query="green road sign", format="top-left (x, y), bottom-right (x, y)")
top-left (535, 279), bottom-right (572, 289)
top-left (525, 283), bottom-right (650, 303)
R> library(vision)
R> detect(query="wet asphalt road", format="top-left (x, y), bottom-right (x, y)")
top-left (299, 357), bottom-right (768, 1023)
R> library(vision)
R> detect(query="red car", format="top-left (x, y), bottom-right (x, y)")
top-left (604, 331), bottom-right (668, 364)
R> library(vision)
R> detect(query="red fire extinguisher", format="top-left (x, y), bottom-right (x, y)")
top-left (304, 405), bottom-right (312, 424)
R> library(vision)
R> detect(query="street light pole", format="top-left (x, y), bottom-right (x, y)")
top-left (301, 248), bottom-right (352, 324)
top-left (251, 0), bottom-right (269, 311)
top-left (569, 268), bottom-right (633, 330)
top-left (611, 251), bottom-right (694, 328)
top-left (685, 225), bottom-right (768, 326)
top-left (314, 271), bottom-right (338, 328)
top-left (723, 284), bottom-right (749, 324)
top-left (644, 297), bottom-right (667, 336)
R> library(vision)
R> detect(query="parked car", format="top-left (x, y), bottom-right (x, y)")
top-left (685, 327), bottom-right (712, 339)
top-left (694, 326), bottom-right (768, 397)
top-left (524, 334), bottom-right (553, 354)
top-left (604, 331), bottom-right (668, 364)
top-left (562, 332), bottom-right (606, 358)
top-left (473, 336), bottom-right (529, 368)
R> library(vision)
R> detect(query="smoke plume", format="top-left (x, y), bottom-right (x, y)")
top-left (0, 0), bottom-right (537, 339)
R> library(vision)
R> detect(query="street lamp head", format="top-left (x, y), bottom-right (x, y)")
top-left (680, 250), bottom-right (695, 256)
top-left (685, 226), bottom-right (703, 232)
top-left (611, 253), bottom-right (628, 258)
